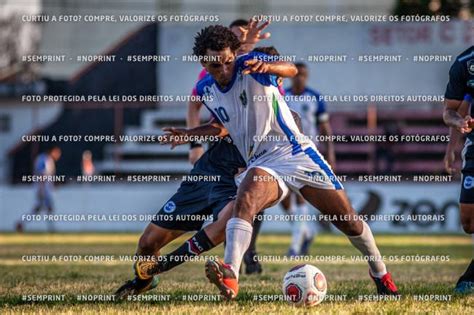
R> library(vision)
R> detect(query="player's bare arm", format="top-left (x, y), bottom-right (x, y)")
top-left (443, 98), bottom-right (474, 133)
top-left (444, 98), bottom-right (471, 174)
top-left (187, 98), bottom-right (205, 163)
top-left (242, 59), bottom-right (297, 77)
top-left (161, 121), bottom-right (229, 149)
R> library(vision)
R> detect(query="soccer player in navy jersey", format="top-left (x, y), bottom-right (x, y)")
top-left (443, 46), bottom-right (474, 294)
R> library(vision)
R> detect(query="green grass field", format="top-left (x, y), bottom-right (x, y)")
top-left (0, 233), bottom-right (472, 314)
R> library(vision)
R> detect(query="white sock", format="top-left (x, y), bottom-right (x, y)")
top-left (290, 204), bottom-right (309, 253)
top-left (348, 221), bottom-right (387, 278)
top-left (224, 218), bottom-right (253, 279)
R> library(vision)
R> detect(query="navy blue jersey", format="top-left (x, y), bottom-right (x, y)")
top-left (190, 136), bottom-right (246, 182)
top-left (445, 46), bottom-right (474, 101)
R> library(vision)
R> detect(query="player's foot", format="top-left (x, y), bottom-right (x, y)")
top-left (454, 261), bottom-right (474, 294)
top-left (300, 234), bottom-right (314, 256)
top-left (370, 271), bottom-right (399, 295)
top-left (205, 259), bottom-right (239, 300)
top-left (286, 248), bottom-right (298, 257)
top-left (134, 260), bottom-right (160, 280)
top-left (243, 250), bottom-right (262, 275)
top-left (454, 280), bottom-right (474, 294)
top-left (114, 276), bottom-right (159, 300)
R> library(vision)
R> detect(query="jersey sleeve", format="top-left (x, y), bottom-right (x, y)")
top-left (191, 69), bottom-right (208, 96)
top-left (237, 52), bottom-right (279, 87)
top-left (195, 76), bottom-right (220, 123)
top-left (308, 89), bottom-right (329, 123)
top-left (445, 59), bottom-right (467, 101)
top-left (464, 93), bottom-right (472, 103)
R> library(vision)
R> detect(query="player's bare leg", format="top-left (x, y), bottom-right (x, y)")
top-left (117, 201), bottom-right (236, 299)
top-left (114, 224), bottom-right (185, 299)
top-left (117, 200), bottom-right (235, 302)
top-left (205, 168), bottom-right (282, 299)
top-left (286, 192), bottom-right (315, 256)
top-left (300, 186), bottom-right (399, 295)
top-left (134, 224), bottom-right (186, 277)
top-left (134, 201), bottom-right (233, 280)
top-left (455, 203), bottom-right (474, 294)
top-left (295, 193), bottom-right (316, 255)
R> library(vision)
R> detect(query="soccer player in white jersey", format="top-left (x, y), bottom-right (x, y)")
top-left (163, 25), bottom-right (399, 299)
top-left (283, 62), bottom-right (336, 257)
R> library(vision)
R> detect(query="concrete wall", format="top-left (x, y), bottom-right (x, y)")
top-left (0, 182), bottom-right (462, 233)
top-left (159, 20), bottom-right (473, 100)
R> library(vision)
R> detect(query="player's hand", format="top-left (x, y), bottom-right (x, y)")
top-left (456, 115), bottom-right (474, 134)
top-left (161, 127), bottom-right (189, 149)
top-left (239, 17), bottom-right (271, 45)
top-left (189, 146), bottom-right (204, 165)
top-left (443, 149), bottom-right (457, 175)
top-left (242, 59), bottom-right (269, 75)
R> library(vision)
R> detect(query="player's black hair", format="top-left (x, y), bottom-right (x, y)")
top-left (295, 62), bottom-right (307, 68)
top-left (252, 46), bottom-right (280, 56)
top-left (193, 25), bottom-right (241, 57)
top-left (229, 19), bottom-right (248, 28)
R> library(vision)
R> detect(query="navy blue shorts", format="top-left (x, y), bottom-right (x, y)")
top-left (460, 149), bottom-right (474, 203)
top-left (152, 180), bottom-right (236, 231)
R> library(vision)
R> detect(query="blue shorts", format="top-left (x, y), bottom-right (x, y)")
top-left (460, 141), bottom-right (474, 203)
top-left (152, 180), bottom-right (236, 231)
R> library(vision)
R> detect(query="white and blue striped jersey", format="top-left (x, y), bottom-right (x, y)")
top-left (284, 87), bottom-right (328, 138)
top-left (196, 51), bottom-right (313, 165)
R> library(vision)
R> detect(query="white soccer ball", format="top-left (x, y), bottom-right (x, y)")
top-left (282, 264), bottom-right (327, 307)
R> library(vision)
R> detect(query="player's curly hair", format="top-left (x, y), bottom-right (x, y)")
top-left (193, 25), bottom-right (241, 57)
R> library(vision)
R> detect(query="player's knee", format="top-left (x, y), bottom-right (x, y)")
top-left (338, 219), bottom-right (363, 236)
top-left (460, 204), bottom-right (474, 234)
top-left (138, 232), bottom-right (157, 254)
top-left (235, 191), bottom-right (258, 217)
top-left (461, 218), bottom-right (474, 234)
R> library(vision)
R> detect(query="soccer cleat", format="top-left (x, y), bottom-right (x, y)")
top-left (370, 271), bottom-right (399, 295)
top-left (114, 276), bottom-right (159, 300)
top-left (454, 281), bottom-right (474, 294)
top-left (286, 248), bottom-right (298, 257)
top-left (205, 259), bottom-right (239, 300)
top-left (243, 251), bottom-right (262, 275)
top-left (134, 260), bottom-right (159, 280)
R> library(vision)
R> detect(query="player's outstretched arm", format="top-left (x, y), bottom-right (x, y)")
top-left (242, 59), bottom-right (297, 78)
top-left (237, 18), bottom-right (271, 55)
top-left (160, 121), bottom-right (228, 149)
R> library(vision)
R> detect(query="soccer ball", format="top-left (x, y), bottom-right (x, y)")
top-left (282, 264), bottom-right (327, 307)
